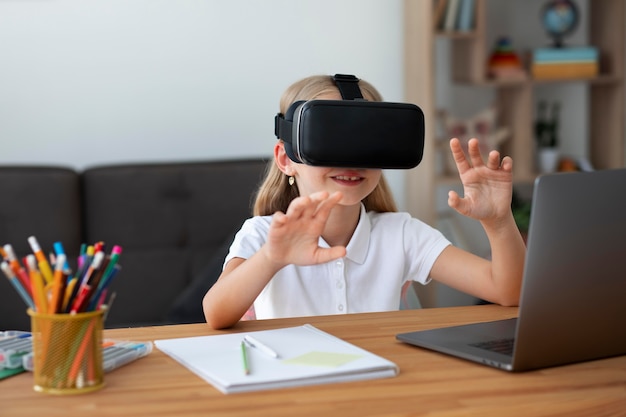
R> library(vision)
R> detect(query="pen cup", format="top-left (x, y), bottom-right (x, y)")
top-left (27, 308), bottom-right (106, 395)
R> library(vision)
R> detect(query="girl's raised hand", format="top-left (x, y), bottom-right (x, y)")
top-left (447, 138), bottom-right (514, 223)
top-left (265, 191), bottom-right (347, 267)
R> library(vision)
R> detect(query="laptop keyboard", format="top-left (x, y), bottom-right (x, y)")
top-left (470, 338), bottom-right (515, 356)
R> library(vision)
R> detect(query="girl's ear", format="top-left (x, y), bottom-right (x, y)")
top-left (274, 141), bottom-right (294, 176)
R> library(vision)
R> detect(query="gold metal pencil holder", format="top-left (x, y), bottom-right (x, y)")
top-left (28, 308), bottom-right (105, 395)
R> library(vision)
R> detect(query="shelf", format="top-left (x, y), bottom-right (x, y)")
top-left (456, 73), bottom-right (623, 87)
top-left (405, 0), bottom-right (624, 227)
top-left (534, 74), bottom-right (623, 85)
top-left (405, 0), bottom-right (624, 309)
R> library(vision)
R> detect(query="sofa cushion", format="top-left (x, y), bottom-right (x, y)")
top-left (0, 166), bottom-right (82, 331)
top-left (81, 159), bottom-right (267, 327)
top-left (164, 234), bottom-right (234, 324)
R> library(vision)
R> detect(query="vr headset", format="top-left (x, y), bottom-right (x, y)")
top-left (274, 74), bottom-right (425, 169)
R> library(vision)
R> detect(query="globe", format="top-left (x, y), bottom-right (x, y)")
top-left (541, 0), bottom-right (579, 47)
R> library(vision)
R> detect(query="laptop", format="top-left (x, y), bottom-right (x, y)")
top-left (397, 168), bottom-right (626, 372)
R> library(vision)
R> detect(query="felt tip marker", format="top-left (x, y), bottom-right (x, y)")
top-left (27, 236), bottom-right (54, 284)
top-left (102, 342), bottom-right (152, 372)
top-left (1, 261), bottom-right (34, 310)
top-left (52, 241), bottom-right (71, 272)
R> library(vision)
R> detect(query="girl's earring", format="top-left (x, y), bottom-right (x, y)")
top-left (288, 176), bottom-right (295, 186)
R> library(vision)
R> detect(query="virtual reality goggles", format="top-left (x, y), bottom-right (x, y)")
top-left (274, 74), bottom-right (425, 169)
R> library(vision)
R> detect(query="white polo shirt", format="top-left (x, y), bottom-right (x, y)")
top-left (225, 204), bottom-right (451, 319)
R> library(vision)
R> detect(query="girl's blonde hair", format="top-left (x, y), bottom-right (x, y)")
top-left (253, 75), bottom-right (398, 216)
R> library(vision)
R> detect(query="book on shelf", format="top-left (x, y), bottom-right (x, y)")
top-left (435, 0), bottom-right (474, 32)
top-left (433, 0), bottom-right (448, 30)
top-left (456, 0), bottom-right (475, 32)
top-left (154, 324), bottom-right (399, 394)
top-left (532, 46), bottom-right (598, 64)
top-left (443, 0), bottom-right (460, 31)
top-left (531, 61), bottom-right (598, 79)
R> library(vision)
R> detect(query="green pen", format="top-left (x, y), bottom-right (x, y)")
top-left (241, 340), bottom-right (250, 375)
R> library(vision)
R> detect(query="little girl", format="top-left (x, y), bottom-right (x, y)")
top-left (203, 74), bottom-right (526, 329)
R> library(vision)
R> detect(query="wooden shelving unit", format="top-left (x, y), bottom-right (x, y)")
top-left (404, 0), bottom-right (624, 224)
top-left (403, 0), bottom-right (624, 307)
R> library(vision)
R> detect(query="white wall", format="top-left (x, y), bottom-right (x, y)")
top-left (0, 0), bottom-right (407, 204)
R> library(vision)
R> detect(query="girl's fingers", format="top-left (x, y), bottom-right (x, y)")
top-left (272, 211), bottom-right (286, 225)
top-left (285, 191), bottom-right (340, 222)
top-left (501, 155), bottom-right (513, 172)
top-left (308, 191), bottom-right (330, 203)
top-left (316, 246), bottom-right (347, 264)
top-left (448, 190), bottom-right (469, 215)
top-left (286, 192), bottom-right (326, 218)
top-left (486, 150), bottom-right (502, 170)
top-left (450, 138), bottom-right (471, 174)
top-left (316, 191), bottom-right (342, 215)
top-left (455, 138), bottom-right (507, 172)
top-left (285, 196), bottom-right (306, 218)
top-left (467, 138), bottom-right (486, 167)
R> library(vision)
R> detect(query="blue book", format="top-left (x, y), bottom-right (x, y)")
top-left (457, 0), bottom-right (475, 31)
top-left (533, 47), bottom-right (598, 63)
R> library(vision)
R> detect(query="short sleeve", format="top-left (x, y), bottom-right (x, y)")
top-left (402, 216), bottom-right (451, 285)
top-left (224, 216), bottom-right (272, 268)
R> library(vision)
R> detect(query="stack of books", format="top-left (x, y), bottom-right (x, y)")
top-left (531, 46), bottom-right (599, 80)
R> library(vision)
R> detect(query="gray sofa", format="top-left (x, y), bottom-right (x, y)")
top-left (0, 159), bottom-right (267, 330)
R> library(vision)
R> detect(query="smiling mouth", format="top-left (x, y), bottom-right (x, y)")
top-left (334, 175), bottom-right (362, 181)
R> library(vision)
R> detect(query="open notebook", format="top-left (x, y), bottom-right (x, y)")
top-left (154, 324), bottom-right (398, 394)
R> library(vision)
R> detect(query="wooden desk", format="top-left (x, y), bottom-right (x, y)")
top-left (2, 305), bottom-right (625, 416)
